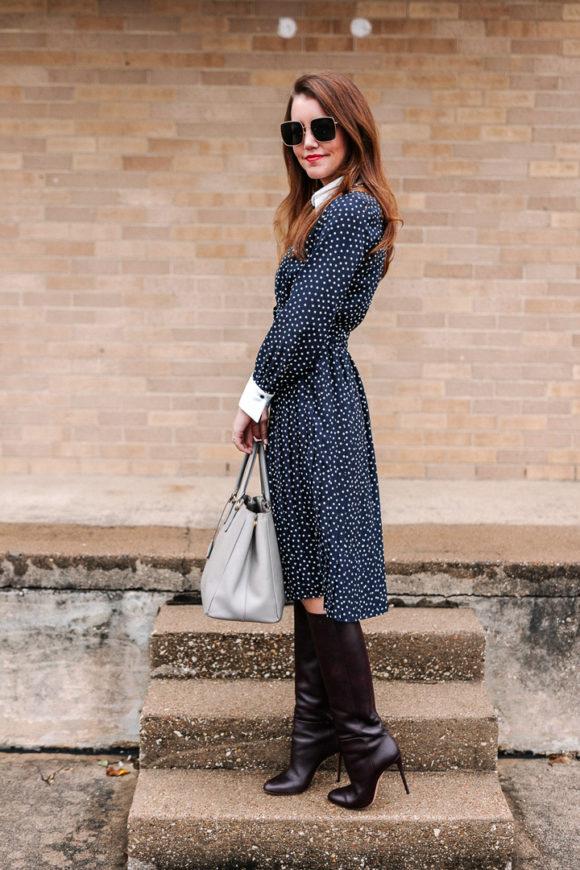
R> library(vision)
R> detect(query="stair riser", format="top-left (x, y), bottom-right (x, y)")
top-left (139, 716), bottom-right (498, 772)
top-left (151, 633), bottom-right (484, 682)
top-left (128, 818), bottom-right (514, 870)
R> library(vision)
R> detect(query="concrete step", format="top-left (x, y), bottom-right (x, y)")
top-left (139, 678), bottom-right (498, 772)
top-left (150, 605), bottom-right (485, 682)
top-left (127, 768), bottom-right (514, 870)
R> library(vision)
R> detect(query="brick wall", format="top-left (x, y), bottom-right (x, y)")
top-left (0, 0), bottom-right (578, 480)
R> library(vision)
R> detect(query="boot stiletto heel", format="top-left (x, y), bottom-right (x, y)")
top-left (396, 756), bottom-right (410, 794)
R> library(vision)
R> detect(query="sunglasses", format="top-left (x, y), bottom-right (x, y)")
top-left (281, 116), bottom-right (338, 147)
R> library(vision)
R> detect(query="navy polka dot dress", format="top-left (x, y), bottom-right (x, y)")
top-left (252, 190), bottom-right (388, 623)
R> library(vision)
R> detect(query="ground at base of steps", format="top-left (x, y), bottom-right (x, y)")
top-left (0, 752), bottom-right (577, 870)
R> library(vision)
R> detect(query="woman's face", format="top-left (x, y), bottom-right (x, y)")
top-left (290, 93), bottom-right (348, 186)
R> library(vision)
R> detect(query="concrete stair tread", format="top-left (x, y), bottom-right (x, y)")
top-left (139, 679), bottom-right (498, 772)
top-left (143, 677), bottom-right (495, 721)
top-left (152, 603), bottom-right (484, 637)
top-left (128, 769), bottom-right (514, 869)
top-left (130, 767), bottom-right (511, 822)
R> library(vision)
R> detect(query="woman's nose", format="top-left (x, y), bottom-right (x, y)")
top-left (303, 126), bottom-right (319, 149)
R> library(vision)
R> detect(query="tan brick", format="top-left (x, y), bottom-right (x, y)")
top-left (122, 156), bottom-right (174, 171)
top-left (96, 137), bottom-right (148, 153)
top-left (0, 50), bottom-right (75, 66)
top-left (172, 154), bottom-right (225, 172)
top-left (431, 124), bottom-right (481, 140)
top-left (486, 21), bottom-right (537, 38)
top-left (457, 107), bottom-right (506, 123)
top-left (405, 107), bottom-right (455, 124)
top-left (539, 22), bottom-right (580, 39)
top-left (408, 37), bottom-right (459, 54)
top-left (555, 144), bottom-right (580, 160)
top-left (0, 154), bottom-right (23, 169)
top-left (474, 432), bottom-right (523, 448)
top-left (408, 2), bottom-right (459, 18)
top-left (550, 246), bottom-right (580, 265)
top-left (72, 155), bottom-right (123, 171)
top-left (526, 465), bottom-right (575, 481)
top-left (431, 89), bottom-right (480, 107)
top-left (512, 39), bottom-right (563, 55)
top-left (0, 85), bottom-right (23, 99)
top-left (423, 431), bottom-right (471, 447)
top-left (428, 160), bottom-right (478, 176)
top-left (99, 101), bottom-right (151, 120)
top-left (46, 137), bottom-right (96, 153)
top-left (357, 1), bottom-right (406, 16)
top-left (75, 16), bottom-right (124, 31)
top-left (564, 4), bottom-right (580, 20)
top-left (481, 125), bottom-right (532, 142)
top-left (529, 161), bottom-right (579, 177)
top-left (50, 0), bottom-right (99, 11)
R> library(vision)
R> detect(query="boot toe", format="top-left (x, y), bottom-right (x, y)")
top-left (327, 785), bottom-right (366, 810)
top-left (263, 773), bottom-right (307, 796)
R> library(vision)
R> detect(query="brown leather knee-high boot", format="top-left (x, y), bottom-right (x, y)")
top-left (263, 601), bottom-right (339, 795)
top-left (306, 612), bottom-right (410, 810)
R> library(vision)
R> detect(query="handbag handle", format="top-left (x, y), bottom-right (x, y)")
top-left (257, 441), bottom-right (271, 504)
top-left (232, 444), bottom-right (252, 497)
top-left (237, 440), bottom-right (271, 505)
top-left (205, 440), bottom-right (271, 559)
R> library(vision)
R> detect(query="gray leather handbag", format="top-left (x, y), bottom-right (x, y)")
top-left (201, 440), bottom-right (285, 623)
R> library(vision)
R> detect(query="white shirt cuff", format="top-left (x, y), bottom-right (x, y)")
top-left (239, 376), bottom-right (274, 423)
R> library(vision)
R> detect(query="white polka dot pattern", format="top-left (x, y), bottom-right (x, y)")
top-left (253, 191), bottom-right (389, 622)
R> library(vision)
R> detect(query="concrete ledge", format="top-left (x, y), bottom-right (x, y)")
top-left (2, 522), bottom-right (578, 596)
top-left (3, 475), bottom-right (580, 528)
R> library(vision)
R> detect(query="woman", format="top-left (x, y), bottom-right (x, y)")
top-left (231, 71), bottom-right (409, 810)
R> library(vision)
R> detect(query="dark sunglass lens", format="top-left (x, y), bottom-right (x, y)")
top-left (281, 121), bottom-right (302, 146)
top-left (311, 117), bottom-right (336, 141)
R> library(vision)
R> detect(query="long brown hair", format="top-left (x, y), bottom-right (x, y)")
top-left (274, 71), bottom-right (402, 276)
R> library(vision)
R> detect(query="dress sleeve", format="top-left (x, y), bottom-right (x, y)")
top-left (239, 196), bottom-right (379, 421)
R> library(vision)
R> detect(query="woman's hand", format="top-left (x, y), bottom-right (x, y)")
top-left (232, 406), bottom-right (269, 454)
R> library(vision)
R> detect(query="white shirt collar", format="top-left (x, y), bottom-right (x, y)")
top-left (311, 175), bottom-right (345, 209)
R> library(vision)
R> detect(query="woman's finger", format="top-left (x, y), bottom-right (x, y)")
top-left (258, 409), bottom-right (269, 444)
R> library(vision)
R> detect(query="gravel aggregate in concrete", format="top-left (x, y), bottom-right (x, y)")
top-left (151, 604), bottom-right (485, 682)
top-left (128, 768), bottom-right (514, 869)
top-left (139, 678), bottom-right (497, 772)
